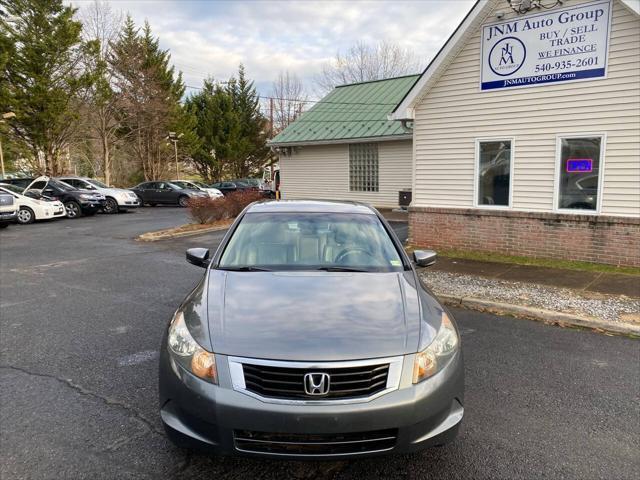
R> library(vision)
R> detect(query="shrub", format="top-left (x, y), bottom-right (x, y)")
top-left (224, 190), bottom-right (264, 217)
top-left (187, 190), bottom-right (264, 224)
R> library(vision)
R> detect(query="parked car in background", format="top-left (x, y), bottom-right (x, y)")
top-left (238, 178), bottom-right (264, 190)
top-left (0, 177), bottom-right (35, 190)
top-left (159, 200), bottom-right (463, 458)
top-left (57, 176), bottom-right (140, 214)
top-left (170, 180), bottom-right (223, 199)
top-left (0, 184), bottom-right (66, 224)
top-left (130, 181), bottom-right (208, 207)
top-left (211, 180), bottom-right (259, 196)
top-left (0, 190), bottom-right (17, 228)
top-left (210, 181), bottom-right (240, 195)
top-left (24, 176), bottom-right (106, 219)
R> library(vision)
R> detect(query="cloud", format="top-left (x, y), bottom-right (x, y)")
top-left (71, 0), bottom-right (475, 95)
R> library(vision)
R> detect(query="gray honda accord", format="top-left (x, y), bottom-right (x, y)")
top-left (159, 200), bottom-right (464, 459)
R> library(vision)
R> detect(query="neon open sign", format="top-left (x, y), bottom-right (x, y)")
top-left (566, 159), bottom-right (593, 173)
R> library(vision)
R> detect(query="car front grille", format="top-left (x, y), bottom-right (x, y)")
top-left (241, 362), bottom-right (390, 400)
top-left (233, 428), bottom-right (397, 456)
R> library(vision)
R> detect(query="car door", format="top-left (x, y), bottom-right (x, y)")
top-left (135, 182), bottom-right (155, 203)
top-left (154, 183), bottom-right (175, 204)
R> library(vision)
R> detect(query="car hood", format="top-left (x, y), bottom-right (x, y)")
top-left (101, 187), bottom-right (133, 196)
top-left (206, 270), bottom-right (422, 361)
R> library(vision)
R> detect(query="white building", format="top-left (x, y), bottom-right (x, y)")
top-left (269, 76), bottom-right (418, 208)
top-left (391, 0), bottom-right (639, 266)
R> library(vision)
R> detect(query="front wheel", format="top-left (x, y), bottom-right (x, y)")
top-left (65, 201), bottom-right (82, 219)
top-left (17, 206), bottom-right (35, 224)
top-left (103, 197), bottom-right (119, 214)
top-left (178, 195), bottom-right (189, 207)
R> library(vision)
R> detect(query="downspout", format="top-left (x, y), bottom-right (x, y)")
top-left (400, 119), bottom-right (414, 133)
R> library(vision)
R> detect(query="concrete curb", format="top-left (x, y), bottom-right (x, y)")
top-left (437, 294), bottom-right (640, 336)
top-left (137, 223), bottom-right (230, 242)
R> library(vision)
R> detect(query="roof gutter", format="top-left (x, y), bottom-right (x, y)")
top-left (268, 133), bottom-right (413, 148)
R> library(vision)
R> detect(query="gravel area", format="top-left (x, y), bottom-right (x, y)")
top-left (421, 270), bottom-right (640, 323)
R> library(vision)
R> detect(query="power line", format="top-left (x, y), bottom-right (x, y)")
top-left (184, 84), bottom-right (397, 107)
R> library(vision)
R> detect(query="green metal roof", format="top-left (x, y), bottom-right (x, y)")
top-left (269, 74), bottom-right (419, 146)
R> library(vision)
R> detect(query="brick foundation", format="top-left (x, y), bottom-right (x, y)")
top-left (409, 207), bottom-right (640, 267)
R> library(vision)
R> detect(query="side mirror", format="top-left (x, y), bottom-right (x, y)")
top-left (413, 249), bottom-right (437, 267)
top-left (186, 248), bottom-right (210, 268)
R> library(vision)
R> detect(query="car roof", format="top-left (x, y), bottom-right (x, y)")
top-left (246, 200), bottom-right (377, 215)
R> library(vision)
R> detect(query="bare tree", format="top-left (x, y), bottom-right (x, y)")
top-left (314, 41), bottom-right (420, 94)
top-left (269, 71), bottom-right (307, 134)
top-left (79, 0), bottom-right (123, 185)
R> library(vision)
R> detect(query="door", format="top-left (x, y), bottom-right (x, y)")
top-left (156, 182), bottom-right (179, 204)
top-left (138, 182), bottom-right (156, 203)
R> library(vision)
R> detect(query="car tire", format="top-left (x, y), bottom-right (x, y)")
top-left (178, 195), bottom-right (190, 207)
top-left (17, 206), bottom-right (35, 224)
top-left (65, 201), bottom-right (82, 219)
top-left (103, 197), bottom-right (119, 214)
top-left (137, 196), bottom-right (145, 206)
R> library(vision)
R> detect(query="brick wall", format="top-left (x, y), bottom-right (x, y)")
top-left (409, 207), bottom-right (640, 267)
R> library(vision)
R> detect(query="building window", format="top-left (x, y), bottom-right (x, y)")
top-left (476, 139), bottom-right (512, 207)
top-left (556, 135), bottom-right (603, 212)
top-left (349, 143), bottom-right (378, 192)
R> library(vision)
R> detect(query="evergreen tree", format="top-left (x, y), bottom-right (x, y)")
top-left (186, 66), bottom-right (268, 181)
top-left (0, 0), bottom-right (98, 174)
top-left (110, 18), bottom-right (196, 181)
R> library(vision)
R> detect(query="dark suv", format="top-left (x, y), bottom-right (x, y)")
top-left (25, 177), bottom-right (106, 218)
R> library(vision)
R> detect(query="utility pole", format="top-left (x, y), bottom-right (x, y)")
top-left (269, 97), bottom-right (274, 138)
top-left (0, 112), bottom-right (17, 178)
top-left (167, 132), bottom-right (184, 180)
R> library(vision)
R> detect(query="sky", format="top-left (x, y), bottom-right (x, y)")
top-left (70, 0), bottom-right (476, 98)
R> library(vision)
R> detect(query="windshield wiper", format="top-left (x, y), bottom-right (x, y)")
top-left (315, 266), bottom-right (370, 272)
top-left (218, 266), bottom-right (272, 272)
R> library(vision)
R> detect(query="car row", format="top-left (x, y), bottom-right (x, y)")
top-left (0, 175), bottom-right (271, 227)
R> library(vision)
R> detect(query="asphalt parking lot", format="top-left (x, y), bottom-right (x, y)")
top-left (1, 208), bottom-right (638, 480)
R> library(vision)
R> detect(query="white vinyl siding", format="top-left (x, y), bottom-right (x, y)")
top-left (279, 140), bottom-right (413, 208)
top-left (412, 0), bottom-right (640, 217)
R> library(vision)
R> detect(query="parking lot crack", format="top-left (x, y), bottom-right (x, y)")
top-left (0, 364), bottom-right (165, 437)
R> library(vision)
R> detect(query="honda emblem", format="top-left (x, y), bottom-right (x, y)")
top-left (304, 372), bottom-right (330, 396)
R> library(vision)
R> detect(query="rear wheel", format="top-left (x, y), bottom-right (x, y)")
top-left (103, 197), bottom-right (119, 214)
top-left (178, 195), bottom-right (189, 207)
top-left (65, 201), bottom-right (82, 219)
top-left (17, 206), bottom-right (35, 224)
top-left (137, 195), bottom-right (145, 206)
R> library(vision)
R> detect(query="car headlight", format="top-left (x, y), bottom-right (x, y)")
top-left (79, 193), bottom-right (92, 199)
top-left (413, 311), bottom-right (459, 383)
top-left (167, 312), bottom-right (217, 383)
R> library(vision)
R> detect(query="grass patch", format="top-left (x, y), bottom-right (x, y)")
top-left (406, 246), bottom-right (640, 276)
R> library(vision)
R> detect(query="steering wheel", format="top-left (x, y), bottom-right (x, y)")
top-left (334, 247), bottom-right (376, 264)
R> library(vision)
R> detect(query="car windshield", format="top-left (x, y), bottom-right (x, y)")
top-left (49, 180), bottom-right (75, 191)
top-left (218, 212), bottom-right (405, 272)
top-left (193, 181), bottom-right (209, 188)
top-left (88, 179), bottom-right (108, 188)
top-left (172, 181), bottom-right (190, 189)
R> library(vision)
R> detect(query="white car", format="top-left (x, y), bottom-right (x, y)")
top-left (0, 184), bottom-right (66, 224)
top-left (170, 180), bottom-right (224, 199)
top-left (57, 176), bottom-right (140, 214)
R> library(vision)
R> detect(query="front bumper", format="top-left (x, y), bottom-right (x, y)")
top-left (79, 200), bottom-right (106, 212)
top-left (0, 210), bottom-right (17, 224)
top-left (159, 347), bottom-right (464, 459)
top-left (117, 196), bottom-right (141, 208)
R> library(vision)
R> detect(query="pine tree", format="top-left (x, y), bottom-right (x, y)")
top-left (0, 0), bottom-right (98, 174)
top-left (110, 18), bottom-right (195, 181)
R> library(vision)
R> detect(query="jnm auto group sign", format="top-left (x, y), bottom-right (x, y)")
top-left (480, 0), bottom-right (612, 91)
